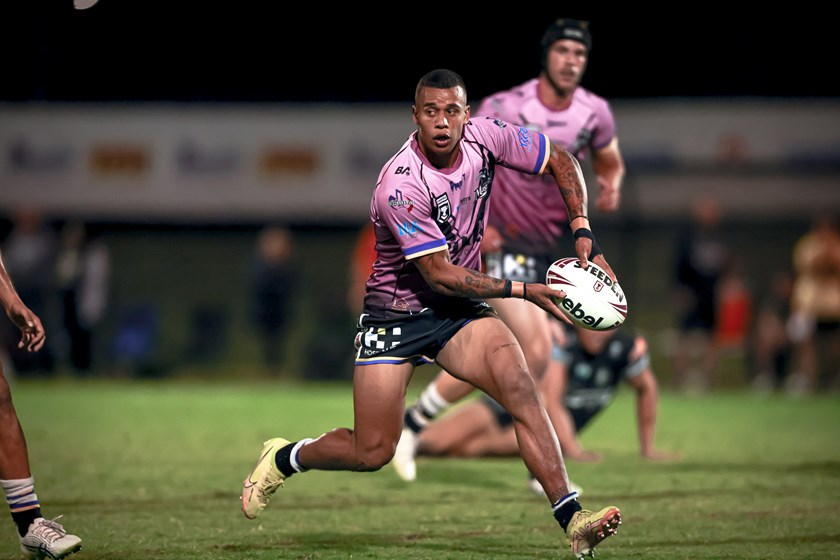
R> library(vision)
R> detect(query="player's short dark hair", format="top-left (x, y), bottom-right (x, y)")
top-left (541, 18), bottom-right (592, 68)
top-left (415, 69), bottom-right (467, 101)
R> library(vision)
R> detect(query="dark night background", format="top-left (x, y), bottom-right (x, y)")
top-left (3, 3), bottom-right (837, 104)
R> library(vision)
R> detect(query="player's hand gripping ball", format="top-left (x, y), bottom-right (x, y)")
top-left (546, 257), bottom-right (628, 330)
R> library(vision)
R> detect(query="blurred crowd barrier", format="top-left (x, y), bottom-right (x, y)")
top-left (1, 99), bottom-right (839, 223)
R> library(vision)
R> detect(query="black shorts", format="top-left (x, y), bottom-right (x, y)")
top-left (481, 394), bottom-right (514, 428)
top-left (816, 319), bottom-right (840, 333)
top-left (482, 394), bottom-right (590, 432)
top-left (354, 300), bottom-right (497, 367)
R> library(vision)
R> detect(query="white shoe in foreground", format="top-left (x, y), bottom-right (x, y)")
top-left (19, 516), bottom-right (82, 560)
top-left (241, 437), bottom-right (290, 519)
top-left (391, 427), bottom-right (419, 481)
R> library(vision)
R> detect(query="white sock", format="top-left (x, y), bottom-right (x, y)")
top-left (290, 438), bottom-right (313, 473)
top-left (407, 382), bottom-right (452, 432)
top-left (1, 477), bottom-right (39, 514)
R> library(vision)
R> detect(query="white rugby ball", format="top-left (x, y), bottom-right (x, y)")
top-left (545, 257), bottom-right (628, 331)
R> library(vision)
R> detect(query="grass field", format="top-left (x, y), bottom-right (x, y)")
top-left (2, 378), bottom-right (839, 560)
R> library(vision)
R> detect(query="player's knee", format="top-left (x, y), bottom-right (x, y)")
top-left (353, 442), bottom-right (395, 471)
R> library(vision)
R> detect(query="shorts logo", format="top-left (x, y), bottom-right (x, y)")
top-left (362, 326), bottom-right (403, 353)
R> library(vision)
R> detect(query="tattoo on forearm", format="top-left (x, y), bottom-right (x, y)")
top-left (551, 146), bottom-right (588, 217)
top-left (560, 186), bottom-right (585, 218)
top-left (454, 269), bottom-right (506, 298)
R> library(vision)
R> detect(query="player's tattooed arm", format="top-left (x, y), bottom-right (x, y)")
top-left (452, 268), bottom-right (507, 298)
top-left (414, 250), bottom-right (508, 298)
top-left (545, 143), bottom-right (589, 223)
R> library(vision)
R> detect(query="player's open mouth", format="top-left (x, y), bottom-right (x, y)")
top-left (433, 135), bottom-right (450, 146)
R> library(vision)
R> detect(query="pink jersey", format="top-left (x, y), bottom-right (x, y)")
top-left (363, 117), bottom-right (549, 318)
top-left (475, 78), bottom-right (616, 255)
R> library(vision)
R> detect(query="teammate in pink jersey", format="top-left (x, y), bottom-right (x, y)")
top-left (241, 69), bottom-right (621, 558)
top-left (393, 18), bottom-right (627, 489)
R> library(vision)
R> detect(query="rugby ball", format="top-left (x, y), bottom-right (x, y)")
top-left (545, 257), bottom-right (628, 331)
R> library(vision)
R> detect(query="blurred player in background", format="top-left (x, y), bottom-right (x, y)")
top-left (392, 17), bottom-right (626, 482)
top-left (411, 324), bottom-right (681, 496)
top-left (0, 250), bottom-right (82, 559)
top-left (241, 68), bottom-right (622, 559)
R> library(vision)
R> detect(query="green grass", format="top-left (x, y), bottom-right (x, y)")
top-left (2, 378), bottom-right (839, 559)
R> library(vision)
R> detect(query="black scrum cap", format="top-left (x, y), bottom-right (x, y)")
top-left (541, 19), bottom-right (592, 68)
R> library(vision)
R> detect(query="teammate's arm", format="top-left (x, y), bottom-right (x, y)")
top-left (624, 336), bottom-right (681, 461)
top-left (591, 137), bottom-right (625, 213)
top-left (540, 356), bottom-right (600, 462)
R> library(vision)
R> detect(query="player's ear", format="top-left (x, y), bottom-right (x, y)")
top-left (411, 105), bottom-right (419, 125)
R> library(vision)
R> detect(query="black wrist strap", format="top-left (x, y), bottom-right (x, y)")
top-left (502, 279), bottom-right (512, 298)
top-left (573, 228), bottom-right (603, 259)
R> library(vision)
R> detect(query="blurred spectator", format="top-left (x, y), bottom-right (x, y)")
top-left (671, 195), bottom-right (731, 393)
top-left (247, 225), bottom-right (296, 371)
top-left (55, 220), bottom-right (110, 374)
top-left (786, 213), bottom-right (840, 395)
top-left (747, 268), bottom-right (794, 393)
top-left (0, 208), bottom-right (57, 376)
top-left (714, 254), bottom-right (753, 353)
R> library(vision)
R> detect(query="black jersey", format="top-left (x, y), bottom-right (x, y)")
top-left (483, 328), bottom-right (649, 431)
top-left (560, 329), bottom-right (647, 431)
